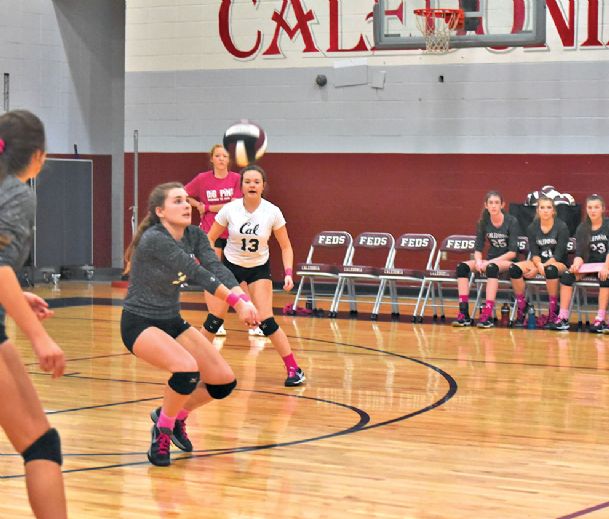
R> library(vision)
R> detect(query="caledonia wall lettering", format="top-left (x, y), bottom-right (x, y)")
top-left (218, 0), bottom-right (607, 59)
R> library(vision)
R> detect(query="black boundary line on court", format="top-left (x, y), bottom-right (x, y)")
top-left (0, 298), bottom-right (457, 479)
top-left (557, 501), bottom-right (609, 519)
top-left (1, 296), bottom-right (458, 480)
top-left (1, 345), bottom-right (456, 478)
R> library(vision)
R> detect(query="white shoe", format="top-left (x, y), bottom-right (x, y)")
top-left (216, 324), bottom-right (227, 336)
top-left (248, 327), bottom-right (265, 336)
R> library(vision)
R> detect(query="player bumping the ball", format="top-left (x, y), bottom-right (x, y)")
top-left (122, 182), bottom-right (259, 466)
top-left (205, 164), bottom-right (306, 387)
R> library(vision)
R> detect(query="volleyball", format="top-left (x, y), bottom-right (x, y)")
top-left (223, 120), bottom-right (267, 168)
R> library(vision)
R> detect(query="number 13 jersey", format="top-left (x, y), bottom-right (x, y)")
top-left (216, 198), bottom-right (286, 267)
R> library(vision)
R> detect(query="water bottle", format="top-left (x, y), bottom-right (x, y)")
top-left (500, 303), bottom-right (510, 327)
top-left (527, 304), bottom-right (537, 329)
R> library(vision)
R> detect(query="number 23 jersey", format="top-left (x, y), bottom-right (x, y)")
top-left (216, 198), bottom-right (286, 268)
top-left (575, 217), bottom-right (609, 262)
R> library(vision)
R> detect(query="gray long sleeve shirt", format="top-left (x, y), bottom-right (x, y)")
top-left (123, 223), bottom-right (239, 319)
top-left (0, 175), bottom-right (36, 325)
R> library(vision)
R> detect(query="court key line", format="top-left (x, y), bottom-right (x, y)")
top-left (1, 295), bottom-right (458, 479)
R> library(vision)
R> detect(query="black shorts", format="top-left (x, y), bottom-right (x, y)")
top-left (0, 323), bottom-right (7, 345)
top-left (222, 258), bottom-right (272, 285)
top-left (214, 238), bottom-right (228, 249)
top-left (121, 310), bottom-right (191, 353)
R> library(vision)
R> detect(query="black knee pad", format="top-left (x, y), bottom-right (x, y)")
top-left (561, 271), bottom-right (576, 286)
top-left (260, 317), bottom-right (280, 336)
top-left (485, 263), bottom-right (499, 278)
top-left (203, 314), bottom-right (224, 334)
top-left (206, 379), bottom-right (237, 399)
top-left (21, 428), bottom-right (62, 466)
top-left (509, 264), bottom-right (523, 279)
top-left (168, 371), bottom-right (200, 395)
top-left (544, 264), bottom-right (559, 279)
top-left (600, 279), bottom-right (609, 288)
top-left (456, 262), bottom-right (470, 278)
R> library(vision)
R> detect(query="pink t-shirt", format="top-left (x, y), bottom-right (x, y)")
top-left (184, 170), bottom-right (242, 237)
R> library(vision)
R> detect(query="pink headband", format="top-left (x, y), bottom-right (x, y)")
top-left (0, 139), bottom-right (4, 154)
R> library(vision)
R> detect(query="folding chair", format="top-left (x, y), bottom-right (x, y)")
top-left (290, 231), bottom-right (354, 316)
top-left (414, 235), bottom-right (476, 323)
top-left (370, 233), bottom-right (437, 321)
top-left (328, 232), bottom-right (395, 318)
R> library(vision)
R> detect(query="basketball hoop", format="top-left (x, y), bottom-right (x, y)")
top-left (413, 8), bottom-right (464, 54)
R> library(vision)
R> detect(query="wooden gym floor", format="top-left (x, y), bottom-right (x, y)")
top-left (1, 282), bottom-right (609, 518)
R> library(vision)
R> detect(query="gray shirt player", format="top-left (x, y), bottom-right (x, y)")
top-left (123, 224), bottom-right (239, 320)
top-left (0, 175), bottom-right (36, 325)
top-left (475, 214), bottom-right (520, 260)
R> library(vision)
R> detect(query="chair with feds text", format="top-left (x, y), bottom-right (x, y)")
top-left (370, 233), bottom-right (437, 321)
top-left (290, 231), bottom-right (354, 316)
top-left (414, 235), bottom-right (476, 323)
top-left (328, 232), bottom-right (396, 318)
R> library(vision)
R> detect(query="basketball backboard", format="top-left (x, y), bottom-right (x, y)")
top-left (373, 0), bottom-right (546, 50)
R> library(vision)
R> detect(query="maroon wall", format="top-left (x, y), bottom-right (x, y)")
top-left (124, 153), bottom-right (609, 279)
top-left (49, 154), bottom-right (112, 267)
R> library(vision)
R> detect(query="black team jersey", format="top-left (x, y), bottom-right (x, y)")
top-left (527, 218), bottom-right (569, 265)
top-left (575, 217), bottom-right (609, 263)
top-left (474, 214), bottom-right (521, 260)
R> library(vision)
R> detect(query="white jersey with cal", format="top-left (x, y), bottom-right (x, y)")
top-left (216, 198), bottom-right (286, 268)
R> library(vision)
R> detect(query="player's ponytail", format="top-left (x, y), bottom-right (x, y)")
top-left (0, 110), bottom-right (46, 182)
top-left (477, 190), bottom-right (503, 234)
top-left (580, 194), bottom-right (606, 262)
top-left (123, 182), bottom-right (184, 274)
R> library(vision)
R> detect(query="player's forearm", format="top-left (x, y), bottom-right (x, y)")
top-left (281, 246), bottom-right (293, 273)
top-left (0, 267), bottom-right (47, 342)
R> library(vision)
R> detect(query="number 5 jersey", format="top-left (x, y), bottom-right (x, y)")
top-left (215, 198), bottom-right (286, 268)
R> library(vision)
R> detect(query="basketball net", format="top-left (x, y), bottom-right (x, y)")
top-left (414, 9), bottom-right (464, 54)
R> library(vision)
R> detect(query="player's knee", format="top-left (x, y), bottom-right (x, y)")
top-left (509, 264), bottom-right (523, 279)
top-left (260, 317), bottom-right (279, 336)
top-left (456, 263), bottom-right (470, 278)
top-left (21, 428), bottom-right (62, 466)
top-left (560, 271), bottom-right (576, 286)
top-left (544, 264), bottom-right (559, 279)
top-left (168, 371), bottom-right (200, 395)
top-left (206, 379), bottom-right (237, 399)
top-left (485, 263), bottom-right (499, 278)
top-left (203, 314), bottom-right (224, 334)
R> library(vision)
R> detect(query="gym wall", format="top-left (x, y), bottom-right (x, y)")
top-left (124, 1), bottom-right (609, 278)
